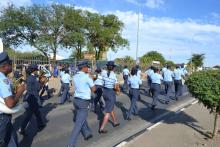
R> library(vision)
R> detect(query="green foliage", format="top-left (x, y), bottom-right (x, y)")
top-left (186, 70), bottom-right (220, 114)
top-left (114, 56), bottom-right (135, 69)
top-left (140, 51), bottom-right (165, 68)
top-left (190, 53), bottom-right (205, 70)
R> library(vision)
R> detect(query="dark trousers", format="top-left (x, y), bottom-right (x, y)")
top-left (0, 114), bottom-right (18, 147)
top-left (68, 98), bottom-right (92, 147)
top-left (93, 85), bottom-right (103, 109)
top-left (151, 83), bottom-right (161, 106)
top-left (174, 80), bottom-right (182, 98)
top-left (58, 81), bottom-right (64, 96)
top-left (60, 83), bottom-right (70, 104)
top-left (164, 81), bottom-right (173, 101)
top-left (147, 78), bottom-right (152, 96)
top-left (127, 88), bottom-right (139, 118)
top-left (123, 75), bottom-right (129, 91)
top-left (21, 95), bottom-right (44, 131)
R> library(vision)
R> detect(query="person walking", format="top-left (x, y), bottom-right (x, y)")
top-left (99, 61), bottom-right (120, 134)
top-left (150, 67), bottom-right (163, 110)
top-left (67, 61), bottom-right (96, 147)
top-left (126, 67), bottom-right (142, 120)
top-left (0, 52), bottom-right (26, 147)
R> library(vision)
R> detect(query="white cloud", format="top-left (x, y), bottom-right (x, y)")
top-left (145, 0), bottom-right (165, 9)
top-left (75, 6), bottom-right (99, 13)
top-left (0, 0), bottom-right (32, 8)
top-left (106, 10), bottom-right (220, 66)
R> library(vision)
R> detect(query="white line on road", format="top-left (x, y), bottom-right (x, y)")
top-left (116, 141), bottom-right (128, 147)
top-left (147, 121), bottom-right (163, 131)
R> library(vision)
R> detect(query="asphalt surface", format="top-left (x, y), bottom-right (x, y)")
top-left (12, 81), bottom-right (192, 147)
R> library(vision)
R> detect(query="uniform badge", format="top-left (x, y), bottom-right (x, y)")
top-left (3, 79), bottom-right (9, 85)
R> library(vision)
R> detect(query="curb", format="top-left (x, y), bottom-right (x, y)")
top-left (114, 97), bottom-right (198, 147)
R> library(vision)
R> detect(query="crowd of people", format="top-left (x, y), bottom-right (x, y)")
top-left (0, 51), bottom-right (188, 147)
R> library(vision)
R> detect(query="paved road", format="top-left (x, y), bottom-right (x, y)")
top-left (12, 82), bottom-right (192, 147)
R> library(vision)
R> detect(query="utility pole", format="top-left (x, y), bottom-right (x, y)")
top-left (136, 12), bottom-right (140, 64)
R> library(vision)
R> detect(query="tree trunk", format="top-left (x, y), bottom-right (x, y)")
top-left (212, 109), bottom-right (219, 138)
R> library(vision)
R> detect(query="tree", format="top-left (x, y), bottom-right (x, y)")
top-left (140, 51), bottom-right (165, 68)
top-left (114, 56), bottom-right (135, 69)
top-left (186, 70), bottom-right (220, 138)
top-left (0, 4), bottom-right (67, 62)
top-left (62, 7), bottom-right (86, 59)
top-left (86, 12), bottom-right (129, 60)
top-left (190, 53), bottom-right (205, 70)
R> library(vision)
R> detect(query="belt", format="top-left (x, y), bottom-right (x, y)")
top-left (103, 87), bottom-right (114, 90)
top-left (74, 97), bottom-right (90, 101)
top-left (152, 83), bottom-right (160, 85)
top-left (131, 88), bottom-right (139, 90)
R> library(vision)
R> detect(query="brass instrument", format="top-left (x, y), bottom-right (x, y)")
top-left (114, 84), bottom-right (121, 95)
top-left (39, 69), bottom-right (49, 85)
top-left (12, 74), bottom-right (25, 94)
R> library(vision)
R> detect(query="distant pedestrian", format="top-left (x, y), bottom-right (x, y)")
top-left (126, 67), bottom-right (142, 120)
top-left (150, 67), bottom-right (163, 110)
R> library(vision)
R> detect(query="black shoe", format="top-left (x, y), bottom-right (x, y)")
top-left (38, 124), bottom-right (46, 131)
top-left (151, 105), bottom-right (156, 110)
top-left (19, 129), bottom-right (27, 136)
top-left (84, 134), bottom-right (93, 140)
top-left (113, 123), bottom-right (120, 127)
top-left (98, 129), bottom-right (108, 134)
top-left (126, 117), bottom-right (132, 121)
top-left (175, 97), bottom-right (179, 101)
top-left (165, 101), bottom-right (169, 104)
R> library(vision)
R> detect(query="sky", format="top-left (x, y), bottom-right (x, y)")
top-left (1, 0), bottom-right (220, 66)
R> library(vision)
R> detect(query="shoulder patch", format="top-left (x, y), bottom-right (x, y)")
top-left (3, 79), bottom-right (9, 85)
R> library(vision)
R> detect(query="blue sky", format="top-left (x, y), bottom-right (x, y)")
top-left (1, 0), bottom-right (220, 66)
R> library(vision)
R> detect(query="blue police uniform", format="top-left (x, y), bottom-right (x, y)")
top-left (0, 73), bottom-right (18, 147)
top-left (0, 52), bottom-right (18, 147)
top-left (122, 68), bottom-right (129, 92)
top-left (40, 67), bottom-right (51, 99)
top-left (68, 61), bottom-right (94, 147)
top-left (60, 71), bottom-right (71, 104)
top-left (102, 70), bottom-right (118, 113)
top-left (58, 70), bottom-right (65, 96)
top-left (163, 69), bottom-right (174, 103)
top-left (20, 65), bottom-right (45, 135)
top-left (150, 72), bottom-right (163, 108)
top-left (93, 72), bottom-right (104, 111)
top-left (173, 68), bottom-right (184, 100)
top-left (126, 75), bottom-right (142, 120)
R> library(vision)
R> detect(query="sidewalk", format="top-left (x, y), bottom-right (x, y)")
top-left (124, 103), bottom-right (220, 147)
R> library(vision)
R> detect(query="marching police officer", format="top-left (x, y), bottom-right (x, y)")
top-left (59, 68), bottom-right (71, 104)
top-left (99, 61), bottom-right (120, 134)
top-left (163, 65), bottom-right (174, 104)
top-left (145, 66), bottom-right (154, 96)
top-left (122, 65), bottom-right (129, 92)
top-left (173, 65), bottom-right (185, 100)
top-left (93, 68), bottom-right (104, 112)
top-left (68, 61), bottom-right (96, 147)
top-left (126, 67), bottom-right (142, 120)
top-left (19, 64), bottom-right (45, 136)
top-left (150, 67), bottom-right (163, 110)
top-left (39, 66), bottom-right (51, 100)
top-left (58, 67), bottom-right (65, 96)
top-left (0, 52), bottom-right (26, 147)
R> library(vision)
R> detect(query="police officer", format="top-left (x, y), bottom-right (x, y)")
top-left (39, 66), bottom-right (51, 100)
top-left (99, 61), bottom-right (120, 134)
top-left (19, 64), bottom-right (45, 136)
top-left (126, 67), bottom-right (142, 120)
top-left (93, 68), bottom-right (104, 112)
top-left (59, 68), bottom-right (71, 104)
top-left (68, 61), bottom-right (96, 147)
top-left (145, 66), bottom-right (154, 96)
top-left (150, 67), bottom-right (163, 110)
top-left (58, 67), bottom-right (65, 96)
top-left (122, 65), bottom-right (129, 92)
top-left (173, 65), bottom-right (185, 100)
top-left (0, 52), bottom-right (26, 147)
top-left (163, 65), bottom-right (174, 104)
